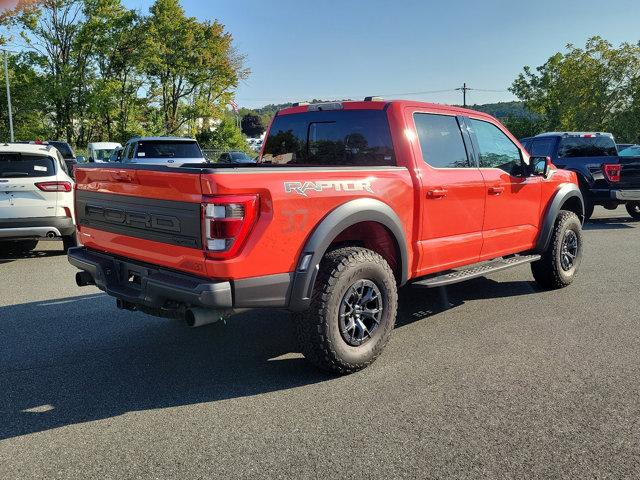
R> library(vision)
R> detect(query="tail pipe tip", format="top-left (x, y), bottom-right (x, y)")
top-left (185, 307), bottom-right (233, 328)
top-left (75, 271), bottom-right (95, 287)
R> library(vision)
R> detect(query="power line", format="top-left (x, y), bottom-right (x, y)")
top-left (236, 85), bottom-right (509, 105)
top-left (455, 83), bottom-right (471, 107)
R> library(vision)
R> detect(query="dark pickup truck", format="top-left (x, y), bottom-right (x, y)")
top-left (521, 132), bottom-right (640, 220)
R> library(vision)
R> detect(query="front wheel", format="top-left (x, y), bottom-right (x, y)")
top-left (531, 210), bottom-right (583, 289)
top-left (295, 247), bottom-right (398, 374)
top-left (626, 202), bottom-right (640, 220)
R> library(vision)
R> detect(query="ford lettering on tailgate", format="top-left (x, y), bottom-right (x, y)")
top-left (85, 205), bottom-right (181, 233)
top-left (76, 190), bottom-right (202, 248)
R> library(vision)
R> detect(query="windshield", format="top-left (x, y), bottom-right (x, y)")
top-left (95, 148), bottom-right (117, 161)
top-left (48, 141), bottom-right (74, 159)
top-left (230, 152), bottom-right (254, 162)
top-left (619, 146), bottom-right (640, 157)
top-left (0, 153), bottom-right (55, 178)
top-left (558, 136), bottom-right (617, 158)
top-left (261, 109), bottom-right (395, 166)
top-left (135, 140), bottom-right (202, 159)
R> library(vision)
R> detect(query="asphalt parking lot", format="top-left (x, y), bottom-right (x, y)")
top-left (1, 207), bottom-right (639, 479)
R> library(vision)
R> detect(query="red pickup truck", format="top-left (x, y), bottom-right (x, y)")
top-left (69, 99), bottom-right (585, 373)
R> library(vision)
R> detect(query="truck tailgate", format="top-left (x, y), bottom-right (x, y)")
top-left (75, 166), bottom-right (207, 276)
top-left (619, 155), bottom-right (640, 189)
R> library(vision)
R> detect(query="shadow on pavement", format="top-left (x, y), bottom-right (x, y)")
top-left (0, 247), bottom-right (66, 264)
top-left (0, 276), bottom-right (540, 440)
top-left (584, 216), bottom-right (637, 230)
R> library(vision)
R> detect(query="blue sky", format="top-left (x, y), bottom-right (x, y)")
top-left (124, 0), bottom-right (640, 108)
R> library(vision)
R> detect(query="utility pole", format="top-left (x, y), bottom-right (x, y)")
top-left (455, 83), bottom-right (471, 108)
top-left (3, 50), bottom-right (14, 142)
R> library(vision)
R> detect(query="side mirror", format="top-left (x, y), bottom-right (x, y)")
top-left (76, 155), bottom-right (86, 163)
top-left (531, 156), bottom-right (552, 178)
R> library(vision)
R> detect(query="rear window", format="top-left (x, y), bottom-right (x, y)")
top-left (136, 141), bottom-right (202, 159)
top-left (95, 148), bottom-right (117, 161)
top-left (48, 141), bottom-right (74, 159)
top-left (0, 154), bottom-right (55, 178)
top-left (530, 137), bottom-right (556, 157)
top-left (558, 136), bottom-right (617, 158)
top-left (261, 110), bottom-right (395, 166)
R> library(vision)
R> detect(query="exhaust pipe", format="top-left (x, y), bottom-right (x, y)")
top-left (46, 231), bottom-right (56, 238)
top-left (185, 308), bottom-right (230, 328)
top-left (75, 271), bottom-right (95, 287)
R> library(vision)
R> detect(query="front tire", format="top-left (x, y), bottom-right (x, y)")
top-left (296, 247), bottom-right (398, 374)
top-left (626, 202), bottom-right (640, 220)
top-left (531, 211), bottom-right (583, 289)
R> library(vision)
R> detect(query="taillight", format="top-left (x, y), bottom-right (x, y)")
top-left (202, 195), bottom-right (259, 259)
top-left (603, 164), bottom-right (621, 182)
top-left (35, 181), bottom-right (72, 192)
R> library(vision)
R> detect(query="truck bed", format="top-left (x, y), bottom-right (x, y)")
top-left (74, 163), bottom-right (415, 280)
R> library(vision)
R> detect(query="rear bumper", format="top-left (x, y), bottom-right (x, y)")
top-left (0, 216), bottom-right (75, 239)
top-left (611, 189), bottom-right (640, 201)
top-left (67, 247), bottom-right (292, 310)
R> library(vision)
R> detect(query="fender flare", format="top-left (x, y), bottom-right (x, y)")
top-left (534, 183), bottom-right (584, 253)
top-left (288, 198), bottom-right (409, 312)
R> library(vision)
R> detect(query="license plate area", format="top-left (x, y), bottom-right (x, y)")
top-left (117, 263), bottom-right (149, 291)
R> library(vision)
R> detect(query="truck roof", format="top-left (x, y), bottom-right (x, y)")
top-left (128, 136), bottom-right (197, 142)
top-left (88, 142), bottom-right (121, 149)
top-left (533, 132), bottom-right (614, 138)
top-left (276, 100), bottom-right (496, 120)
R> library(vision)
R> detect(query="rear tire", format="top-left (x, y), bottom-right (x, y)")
top-left (295, 247), bottom-right (398, 374)
top-left (626, 202), bottom-right (640, 220)
top-left (62, 234), bottom-right (77, 253)
top-left (8, 240), bottom-right (39, 255)
top-left (531, 211), bottom-right (583, 289)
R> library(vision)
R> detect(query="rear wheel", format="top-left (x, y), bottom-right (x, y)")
top-left (626, 202), bottom-right (640, 220)
top-left (531, 210), bottom-right (583, 289)
top-left (2, 240), bottom-right (38, 256)
top-left (295, 247), bottom-right (398, 374)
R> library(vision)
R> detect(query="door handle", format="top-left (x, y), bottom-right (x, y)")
top-left (427, 188), bottom-right (448, 199)
top-left (488, 186), bottom-right (505, 195)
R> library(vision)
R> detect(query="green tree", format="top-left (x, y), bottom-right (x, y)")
top-left (79, 0), bottom-right (145, 143)
top-left (0, 52), bottom-right (51, 141)
top-left (511, 36), bottom-right (640, 142)
top-left (16, 0), bottom-right (89, 142)
top-left (144, 0), bottom-right (248, 134)
top-left (240, 113), bottom-right (264, 137)
top-left (196, 116), bottom-right (249, 152)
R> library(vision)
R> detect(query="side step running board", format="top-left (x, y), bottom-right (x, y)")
top-left (413, 254), bottom-right (541, 289)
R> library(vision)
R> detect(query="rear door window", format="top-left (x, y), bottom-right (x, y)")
top-left (261, 110), bottom-right (395, 166)
top-left (558, 136), bottom-right (617, 158)
top-left (136, 141), bottom-right (202, 159)
top-left (413, 113), bottom-right (471, 168)
top-left (0, 154), bottom-right (55, 178)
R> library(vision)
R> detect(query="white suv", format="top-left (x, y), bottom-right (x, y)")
top-left (0, 143), bottom-right (77, 254)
